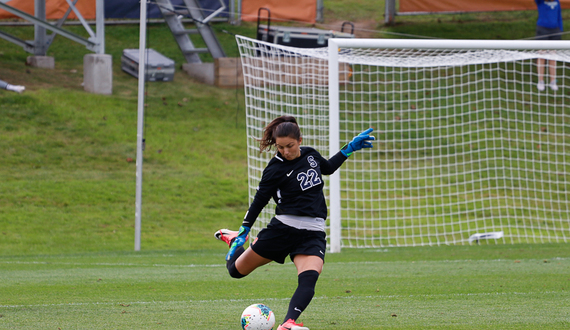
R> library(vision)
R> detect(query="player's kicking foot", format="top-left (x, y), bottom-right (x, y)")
top-left (277, 319), bottom-right (309, 330)
top-left (214, 229), bottom-right (248, 247)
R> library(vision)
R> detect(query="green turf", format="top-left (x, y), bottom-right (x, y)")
top-left (1, 244), bottom-right (569, 329)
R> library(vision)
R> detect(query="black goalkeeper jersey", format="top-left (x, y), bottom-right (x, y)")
top-left (242, 146), bottom-right (347, 228)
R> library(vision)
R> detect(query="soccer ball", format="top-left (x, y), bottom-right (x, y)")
top-left (241, 303), bottom-right (276, 330)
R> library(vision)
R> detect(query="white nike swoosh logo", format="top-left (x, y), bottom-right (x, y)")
top-left (287, 170), bottom-right (294, 177)
top-left (294, 307), bottom-right (302, 312)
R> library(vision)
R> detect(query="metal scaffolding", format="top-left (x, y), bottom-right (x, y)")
top-left (0, 0), bottom-right (105, 55)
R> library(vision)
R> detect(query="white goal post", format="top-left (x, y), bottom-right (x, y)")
top-left (236, 35), bottom-right (570, 252)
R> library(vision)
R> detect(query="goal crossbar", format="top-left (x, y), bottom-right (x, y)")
top-left (328, 38), bottom-right (570, 50)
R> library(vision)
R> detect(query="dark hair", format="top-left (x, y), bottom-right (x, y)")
top-left (259, 115), bottom-right (301, 152)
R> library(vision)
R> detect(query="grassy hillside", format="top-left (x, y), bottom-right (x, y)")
top-left (0, 23), bottom-right (258, 255)
top-left (0, 3), bottom-right (568, 256)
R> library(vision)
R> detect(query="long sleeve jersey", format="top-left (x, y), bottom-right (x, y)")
top-left (242, 147), bottom-right (347, 228)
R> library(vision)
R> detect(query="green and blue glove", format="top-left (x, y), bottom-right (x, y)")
top-left (226, 226), bottom-right (251, 261)
top-left (341, 128), bottom-right (375, 157)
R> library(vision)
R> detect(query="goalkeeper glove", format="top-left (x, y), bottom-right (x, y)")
top-left (226, 225), bottom-right (251, 261)
top-left (341, 128), bottom-right (375, 157)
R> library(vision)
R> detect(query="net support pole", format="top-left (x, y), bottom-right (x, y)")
top-left (135, 0), bottom-right (148, 252)
top-left (328, 40), bottom-right (341, 253)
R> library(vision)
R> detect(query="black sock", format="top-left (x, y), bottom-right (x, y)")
top-left (283, 270), bottom-right (320, 323)
top-left (226, 246), bottom-right (246, 278)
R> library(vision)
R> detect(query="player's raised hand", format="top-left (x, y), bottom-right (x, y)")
top-left (226, 226), bottom-right (250, 261)
top-left (341, 128), bottom-right (375, 157)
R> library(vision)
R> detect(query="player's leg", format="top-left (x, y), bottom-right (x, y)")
top-left (287, 255), bottom-right (322, 318)
top-left (215, 229), bottom-right (271, 278)
top-left (549, 28), bottom-right (562, 91)
top-left (537, 58), bottom-right (546, 90)
top-left (0, 79), bottom-right (25, 93)
top-left (548, 59), bottom-right (558, 90)
top-left (278, 255), bottom-right (323, 330)
top-left (535, 26), bottom-right (548, 91)
top-left (233, 246), bottom-right (272, 276)
top-left (292, 254), bottom-right (323, 275)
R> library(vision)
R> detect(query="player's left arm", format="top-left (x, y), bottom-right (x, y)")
top-left (341, 128), bottom-right (375, 157)
top-left (321, 128), bottom-right (375, 175)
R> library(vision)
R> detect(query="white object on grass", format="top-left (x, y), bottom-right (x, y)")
top-left (6, 84), bottom-right (25, 93)
top-left (468, 231), bottom-right (504, 244)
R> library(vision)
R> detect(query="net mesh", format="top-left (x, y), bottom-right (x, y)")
top-left (236, 35), bottom-right (570, 247)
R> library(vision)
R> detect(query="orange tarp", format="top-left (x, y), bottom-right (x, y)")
top-left (0, 0), bottom-right (95, 20)
top-left (400, 0), bottom-right (569, 13)
top-left (241, 0), bottom-right (316, 24)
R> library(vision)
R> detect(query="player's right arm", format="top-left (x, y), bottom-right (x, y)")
top-left (226, 163), bottom-right (280, 260)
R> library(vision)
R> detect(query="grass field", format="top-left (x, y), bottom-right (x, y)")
top-left (1, 0), bottom-right (570, 328)
top-left (2, 245), bottom-right (570, 329)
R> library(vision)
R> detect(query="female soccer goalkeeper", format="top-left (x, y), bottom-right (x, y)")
top-left (215, 115), bottom-right (374, 330)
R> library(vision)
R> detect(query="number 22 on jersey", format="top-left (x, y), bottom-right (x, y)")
top-left (297, 169), bottom-right (322, 191)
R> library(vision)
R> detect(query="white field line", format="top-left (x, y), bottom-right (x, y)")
top-left (0, 261), bottom-right (225, 268)
top-left (0, 256), bottom-right (568, 268)
top-left (0, 291), bottom-right (564, 309)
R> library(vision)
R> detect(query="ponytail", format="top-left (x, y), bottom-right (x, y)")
top-left (259, 116), bottom-right (301, 152)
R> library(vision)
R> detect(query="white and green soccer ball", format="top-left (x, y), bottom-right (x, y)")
top-left (241, 303), bottom-right (276, 330)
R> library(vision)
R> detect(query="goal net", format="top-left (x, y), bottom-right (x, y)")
top-left (236, 35), bottom-right (570, 251)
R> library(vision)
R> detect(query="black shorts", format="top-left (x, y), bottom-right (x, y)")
top-left (250, 217), bottom-right (327, 264)
top-left (536, 26), bottom-right (562, 40)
